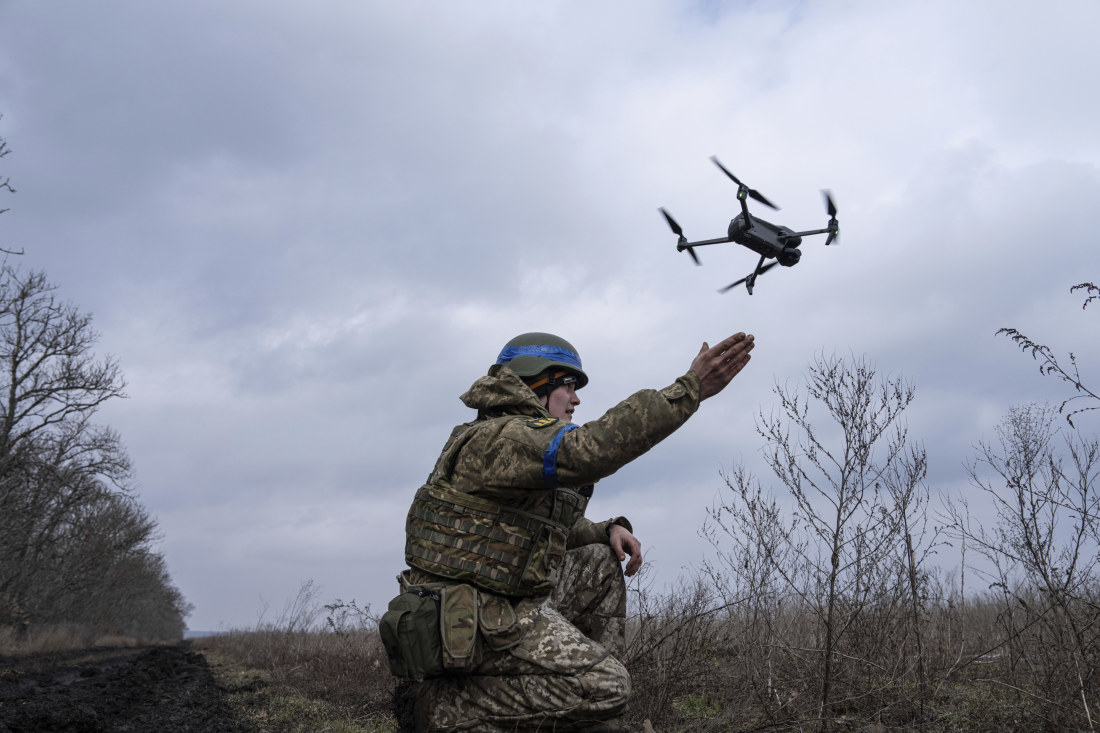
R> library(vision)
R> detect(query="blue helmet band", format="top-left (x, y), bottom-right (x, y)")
top-left (495, 344), bottom-right (583, 371)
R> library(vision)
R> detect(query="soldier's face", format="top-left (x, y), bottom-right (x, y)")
top-left (545, 383), bottom-right (580, 423)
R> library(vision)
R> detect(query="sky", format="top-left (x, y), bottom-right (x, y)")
top-left (0, 0), bottom-right (1097, 632)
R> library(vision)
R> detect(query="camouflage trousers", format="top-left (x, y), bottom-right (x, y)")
top-left (414, 543), bottom-right (630, 732)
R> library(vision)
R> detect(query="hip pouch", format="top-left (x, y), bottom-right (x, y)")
top-left (380, 586), bottom-right (443, 680)
top-left (380, 583), bottom-right (483, 679)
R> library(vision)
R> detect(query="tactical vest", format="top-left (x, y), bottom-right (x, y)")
top-left (405, 419), bottom-right (588, 597)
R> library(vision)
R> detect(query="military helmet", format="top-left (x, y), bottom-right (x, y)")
top-left (495, 332), bottom-right (588, 390)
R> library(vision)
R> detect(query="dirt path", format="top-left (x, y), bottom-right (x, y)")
top-left (0, 642), bottom-right (257, 733)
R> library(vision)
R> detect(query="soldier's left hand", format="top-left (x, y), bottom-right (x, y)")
top-left (609, 524), bottom-right (643, 577)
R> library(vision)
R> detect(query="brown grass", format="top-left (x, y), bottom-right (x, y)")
top-left (620, 585), bottom-right (1097, 732)
top-left (181, 572), bottom-right (1100, 732)
top-left (196, 628), bottom-right (397, 733)
top-left (197, 595), bottom-right (1075, 733)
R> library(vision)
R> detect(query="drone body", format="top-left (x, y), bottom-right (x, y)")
top-left (660, 157), bottom-right (838, 294)
top-left (726, 213), bottom-right (802, 264)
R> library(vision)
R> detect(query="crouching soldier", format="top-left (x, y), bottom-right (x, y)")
top-left (383, 331), bottom-right (755, 732)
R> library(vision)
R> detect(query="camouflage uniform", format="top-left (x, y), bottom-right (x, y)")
top-left (401, 363), bottom-right (702, 732)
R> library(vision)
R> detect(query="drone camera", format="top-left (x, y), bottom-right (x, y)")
top-left (777, 248), bottom-right (801, 267)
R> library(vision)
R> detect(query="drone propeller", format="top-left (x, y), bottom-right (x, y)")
top-left (719, 260), bottom-right (779, 294)
top-left (822, 190), bottom-right (839, 246)
top-left (659, 207), bottom-right (700, 265)
top-left (710, 156), bottom-right (779, 210)
top-left (659, 207), bottom-right (682, 237)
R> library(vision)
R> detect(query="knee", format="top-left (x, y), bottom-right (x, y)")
top-left (570, 543), bottom-right (625, 585)
top-left (580, 652), bottom-right (632, 715)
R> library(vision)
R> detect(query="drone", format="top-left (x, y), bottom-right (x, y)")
top-left (660, 156), bottom-right (839, 294)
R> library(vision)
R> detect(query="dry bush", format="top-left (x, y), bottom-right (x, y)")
top-left (914, 590), bottom-right (1098, 731)
top-left (965, 583), bottom-right (1100, 731)
top-left (620, 576), bottom-right (1093, 732)
top-left (945, 403), bottom-right (1100, 730)
top-left (624, 573), bottom-right (746, 730)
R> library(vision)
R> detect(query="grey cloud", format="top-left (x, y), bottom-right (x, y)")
top-left (2, 0), bottom-right (1098, 629)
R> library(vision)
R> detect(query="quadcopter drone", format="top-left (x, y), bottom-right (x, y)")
top-left (660, 156), bottom-right (839, 294)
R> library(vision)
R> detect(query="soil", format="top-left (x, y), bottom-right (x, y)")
top-left (0, 642), bottom-right (257, 733)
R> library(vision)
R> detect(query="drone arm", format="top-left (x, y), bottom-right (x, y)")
top-left (676, 236), bottom-right (732, 251)
top-left (784, 227), bottom-right (832, 238)
top-left (784, 217), bottom-right (839, 246)
top-left (739, 196), bottom-right (754, 230)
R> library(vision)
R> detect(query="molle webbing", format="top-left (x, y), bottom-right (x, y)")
top-left (405, 483), bottom-right (580, 597)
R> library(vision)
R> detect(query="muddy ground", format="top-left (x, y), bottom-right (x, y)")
top-left (0, 642), bottom-right (257, 733)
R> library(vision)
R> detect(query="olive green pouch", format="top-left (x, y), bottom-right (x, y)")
top-left (439, 583), bottom-right (481, 671)
top-left (379, 586), bottom-right (443, 680)
top-left (477, 592), bottom-right (524, 651)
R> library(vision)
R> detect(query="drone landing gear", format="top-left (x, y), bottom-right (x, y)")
top-left (720, 254), bottom-right (781, 295)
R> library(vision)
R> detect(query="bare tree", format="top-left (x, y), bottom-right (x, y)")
top-left (0, 267), bottom-right (130, 627)
top-left (0, 266), bottom-right (189, 639)
top-left (705, 354), bottom-right (934, 729)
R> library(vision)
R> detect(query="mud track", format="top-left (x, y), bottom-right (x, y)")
top-left (0, 642), bottom-right (256, 733)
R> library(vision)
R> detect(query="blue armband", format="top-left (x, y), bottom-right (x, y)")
top-left (543, 424), bottom-right (579, 487)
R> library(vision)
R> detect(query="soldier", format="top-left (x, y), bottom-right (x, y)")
top-left (390, 331), bottom-right (755, 732)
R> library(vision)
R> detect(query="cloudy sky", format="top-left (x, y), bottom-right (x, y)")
top-left (1, 1), bottom-right (1097, 631)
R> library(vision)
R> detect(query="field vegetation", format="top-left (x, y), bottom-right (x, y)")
top-left (194, 572), bottom-right (1098, 731)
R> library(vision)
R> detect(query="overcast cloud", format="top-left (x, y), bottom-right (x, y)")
top-left (1, 0), bottom-right (1097, 631)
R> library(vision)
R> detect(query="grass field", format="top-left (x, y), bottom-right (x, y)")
top-left (191, 585), bottom-right (1099, 732)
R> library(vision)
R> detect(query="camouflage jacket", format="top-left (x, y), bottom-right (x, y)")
top-left (404, 364), bottom-right (702, 590)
